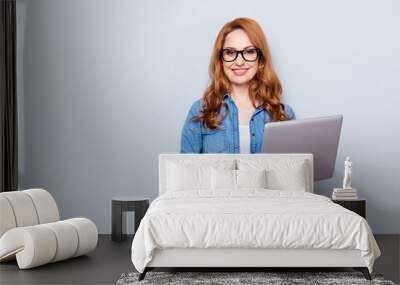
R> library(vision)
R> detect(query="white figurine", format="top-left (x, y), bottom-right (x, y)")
top-left (342, 156), bottom-right (353, 190)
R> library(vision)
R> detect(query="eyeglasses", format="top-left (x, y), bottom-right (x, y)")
top-left (220, 48), bottom-right (260, 62)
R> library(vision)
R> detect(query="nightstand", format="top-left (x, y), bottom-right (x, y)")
top-left (111, 196), bottom-right (150, 242)
top-left (332, 198), bottom-right (366, 219)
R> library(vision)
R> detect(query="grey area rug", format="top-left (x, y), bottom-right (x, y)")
top-left (116, 271), bottom-right (397, 285)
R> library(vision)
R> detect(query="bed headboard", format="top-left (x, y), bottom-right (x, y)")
top-left (159, 153), bottom-right (314, 195)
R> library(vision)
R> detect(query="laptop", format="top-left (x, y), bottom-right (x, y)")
top-left (262, 115), bottom-right (343, 181)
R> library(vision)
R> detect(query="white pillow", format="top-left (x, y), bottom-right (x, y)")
top-left (237, 159), bottom-right (309, 191)
top-left (167, 163), bottom-right (210, 191)
top-left (237, 169), bottom-right (268, 188)
top-left (211, 168), bottom-right (268, 190)
top-left (211, 168), bottom-right (236, 190)
top-left (166, 160), bottom-right (236, 192)
top-left (266, 163), bottom-right (307, 191)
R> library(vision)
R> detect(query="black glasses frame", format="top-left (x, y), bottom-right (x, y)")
top-left (220, 48), bottom-right (261, 62)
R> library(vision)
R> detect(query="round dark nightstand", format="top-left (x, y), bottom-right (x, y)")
top-left (111, 196), bottom-right (149, 242)
top-left (332, 198), bottom-right (366, 219)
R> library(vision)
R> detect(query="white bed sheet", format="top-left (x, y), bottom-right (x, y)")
top-left (131, 189), bottom-right (380, 273)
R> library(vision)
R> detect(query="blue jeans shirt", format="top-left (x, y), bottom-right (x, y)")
top-left (180, 93), bottom-right (295, 153)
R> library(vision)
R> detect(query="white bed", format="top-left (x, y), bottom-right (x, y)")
top-left (131, 153), bottom-right (380, 281)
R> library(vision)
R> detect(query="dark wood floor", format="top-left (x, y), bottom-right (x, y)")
top-left (0, 234), bottom-right (399, 285)
top-left (0, 235), bottom-right (134, 285)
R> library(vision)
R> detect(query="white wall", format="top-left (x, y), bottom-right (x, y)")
top-left (17, 0), bottom-right (400, 233)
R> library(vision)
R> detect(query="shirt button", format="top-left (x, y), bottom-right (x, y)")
top-left (251, 118), bottom-right (254, 121)
top-left (252, 133), bottom-right (255, 136)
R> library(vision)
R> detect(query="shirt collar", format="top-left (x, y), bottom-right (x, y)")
top-left (223, 92), bottom-right (230, 101)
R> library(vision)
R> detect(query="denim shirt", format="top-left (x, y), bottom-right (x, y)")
top-left (180, 93), bottom-right (295, 153)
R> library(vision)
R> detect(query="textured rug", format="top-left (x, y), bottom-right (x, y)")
top-left (116, 271), bottom-right (397, 285)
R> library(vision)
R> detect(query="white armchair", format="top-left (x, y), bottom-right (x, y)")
top-left (0, 188), bottom-right (98, 269)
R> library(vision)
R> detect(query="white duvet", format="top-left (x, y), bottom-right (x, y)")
top-left (131, 189), bottom-right (380, 273)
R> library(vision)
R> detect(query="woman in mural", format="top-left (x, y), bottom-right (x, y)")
top-left (180, 17), bottom-right (295, 153)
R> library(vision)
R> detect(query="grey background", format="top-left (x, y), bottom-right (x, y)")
top-left (16, 0), bottom-right (399, 234)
